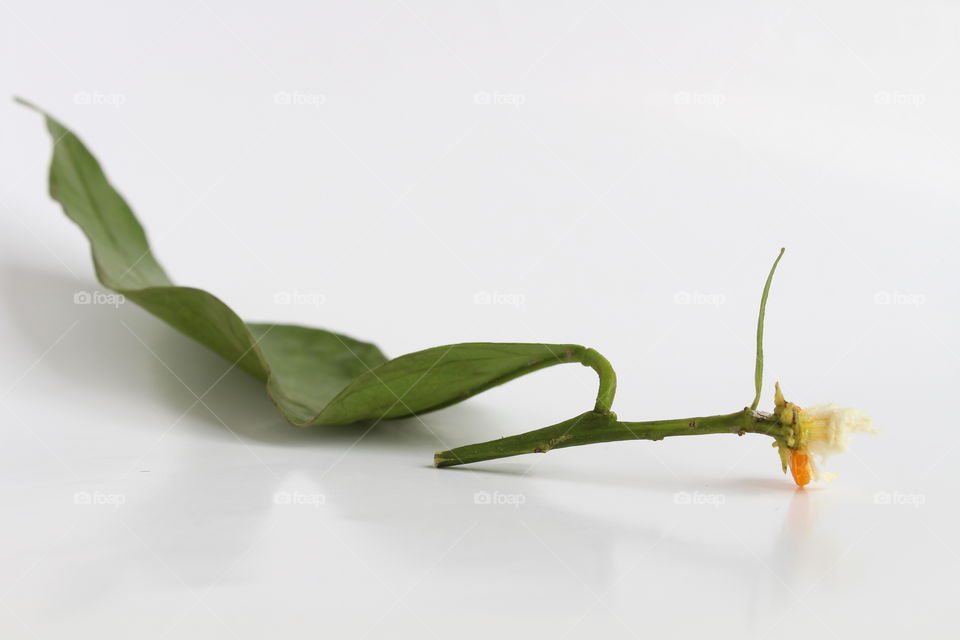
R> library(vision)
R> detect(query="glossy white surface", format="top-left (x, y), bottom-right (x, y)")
top-left (1, 1), bottom-right (957, 638)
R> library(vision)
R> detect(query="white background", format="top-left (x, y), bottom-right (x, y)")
top-left (1, 1), bottom-right (957, 638)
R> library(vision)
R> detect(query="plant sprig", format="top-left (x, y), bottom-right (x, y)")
top-left (22, 99), bottom-right (871, 486)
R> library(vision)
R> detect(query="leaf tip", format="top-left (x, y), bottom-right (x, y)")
top-left (13, 96), bottom-right (39, 111)
top-left (434, 452), bottom-right (455, 468)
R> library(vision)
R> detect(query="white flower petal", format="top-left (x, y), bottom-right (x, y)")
top-left (800, 404), bottom-right (875, 460)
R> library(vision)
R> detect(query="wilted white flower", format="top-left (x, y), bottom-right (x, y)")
top-left (772, 383), bottom-right (876, 487)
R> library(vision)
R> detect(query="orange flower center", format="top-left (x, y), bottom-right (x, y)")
top-left (789, 450), bottom-right (812, 487)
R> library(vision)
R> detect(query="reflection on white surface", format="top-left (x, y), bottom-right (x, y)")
top-left (0, 261), bottom-right (953, 637)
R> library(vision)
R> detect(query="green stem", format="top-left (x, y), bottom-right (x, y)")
top-left (751, 248), bottom-right (785, 410)
top-left (434, 408), bottom-right (783, 467)
top-left (579, 347), bottom-right (617, 414)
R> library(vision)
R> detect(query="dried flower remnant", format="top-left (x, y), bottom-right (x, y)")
top-left (773, 382), bottom-right (876, 487)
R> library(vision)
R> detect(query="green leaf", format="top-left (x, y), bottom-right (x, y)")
top-left (314, 342), bottom-right (590, 424)
top-left (751, 247), bottom-right (785, 411)
top-left (21, 99), bottom-right (614, 426)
